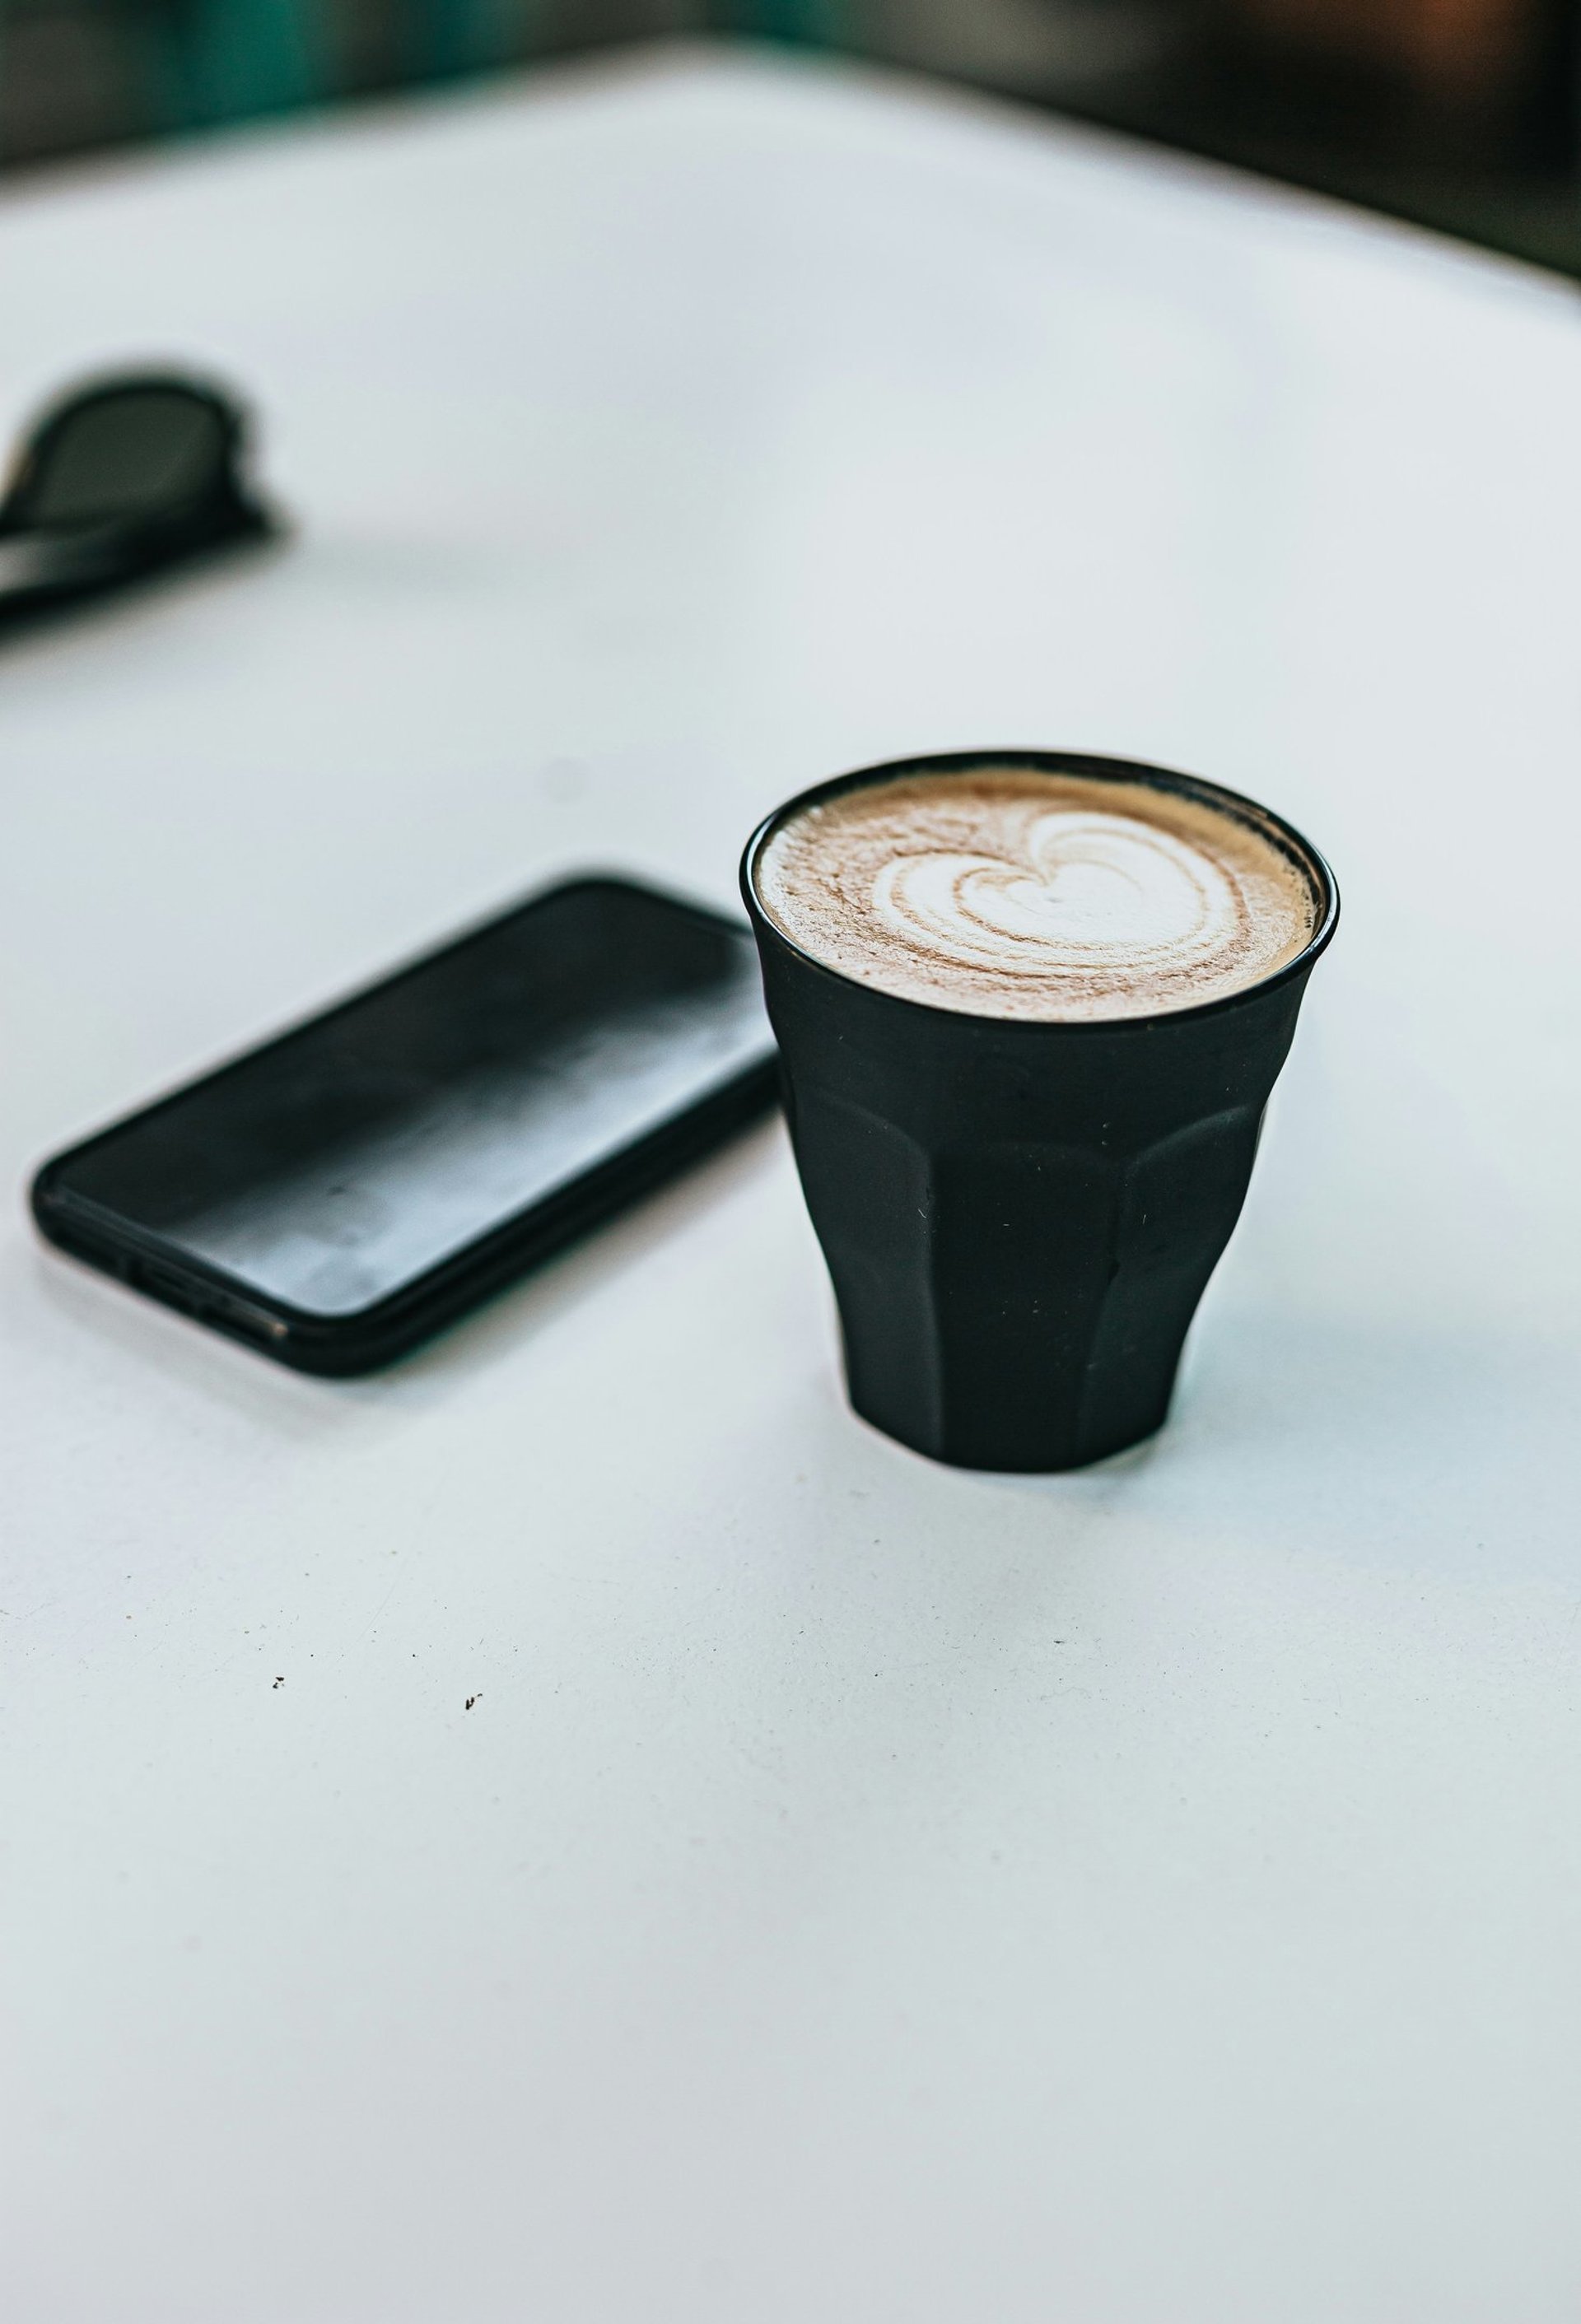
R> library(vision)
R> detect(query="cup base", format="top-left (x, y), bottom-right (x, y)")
top-left (846, 1373), bottom-right (1173, 1473)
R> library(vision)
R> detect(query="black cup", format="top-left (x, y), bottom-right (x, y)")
top-left (742, 750), bottom-right (1338, 1472)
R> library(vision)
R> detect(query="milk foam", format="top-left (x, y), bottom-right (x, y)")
top-left (755, 766), bottom-right (1318, 1022)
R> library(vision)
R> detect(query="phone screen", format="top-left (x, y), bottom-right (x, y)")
top-left (35, 878), bottom-right (775, 1362)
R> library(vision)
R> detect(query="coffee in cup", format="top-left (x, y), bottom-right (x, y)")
top-left (743, 752), bottom-right (1336, 1470)
top-left (755, 763), bottom-right (1318, 1023)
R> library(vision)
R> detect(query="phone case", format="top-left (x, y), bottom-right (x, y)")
top-left (32, 877), bottom-right (778, 1374)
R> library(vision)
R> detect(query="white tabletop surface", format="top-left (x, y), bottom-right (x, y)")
top-left (3, 45), bottom-right (1580, 2322)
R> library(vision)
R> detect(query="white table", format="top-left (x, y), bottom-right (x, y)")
top-left (4, 46), bottom-right (1580, 2321)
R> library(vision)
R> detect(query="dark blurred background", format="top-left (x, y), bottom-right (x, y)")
top-left (1, 2), bottom-right (1577, 274)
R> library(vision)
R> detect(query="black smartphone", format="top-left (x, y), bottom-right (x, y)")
top-left (32, 876), bottom-right (777, 1374)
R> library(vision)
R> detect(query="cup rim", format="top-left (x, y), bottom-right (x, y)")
top-left (740, 747), bottom-right (1340, 1034)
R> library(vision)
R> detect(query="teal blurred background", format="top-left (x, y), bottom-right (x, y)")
top-left (0, 2), bottom-right (683, 160)
top-left (1, 2), bottom-right (1577, 273)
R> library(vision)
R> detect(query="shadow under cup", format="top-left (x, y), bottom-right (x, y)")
top-left (742, 750), bottom-right (1339, 1473)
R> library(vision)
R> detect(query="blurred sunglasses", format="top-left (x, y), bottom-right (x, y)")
top-left (0, 370), bottom-right (275, 619)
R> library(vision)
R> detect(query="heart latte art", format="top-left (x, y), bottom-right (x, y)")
top-left (755, 766), bottom-right (1319, 1022)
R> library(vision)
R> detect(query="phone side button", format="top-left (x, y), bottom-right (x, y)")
top-left (130, 1260), bottom-right (287, 1346)
top-left (207, 1289), bottom-right (291, 1344)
